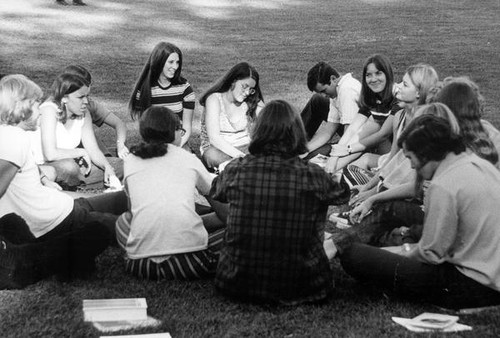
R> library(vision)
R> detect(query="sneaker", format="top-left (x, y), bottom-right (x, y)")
top-left (56, 0), bottom-right (69, 5)
top-left (329, 211), bottom-right (352, 229)
top-left (73, 0), bottom-right (87, 5)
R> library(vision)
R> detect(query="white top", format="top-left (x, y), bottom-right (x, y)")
top-left (200, 93), bottom-right (251, 152)
top-left (327, 73), bottom-right (361, 125)
top-left (124, 145), bottom-right (215, 259)
top-left (0, 125), bottom-right (73, 237)
top-left (30, 101), bottom-right (85, 164)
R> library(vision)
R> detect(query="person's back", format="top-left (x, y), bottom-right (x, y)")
top-left (124, 145), bottom-right (212, 258)
top-left (210, 100), bottom-right (348, 304)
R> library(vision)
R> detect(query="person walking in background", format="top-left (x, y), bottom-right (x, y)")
top-left (56, 0), bottom-right (86, 6)
top-left (129, 42), bottom-right (195, 150)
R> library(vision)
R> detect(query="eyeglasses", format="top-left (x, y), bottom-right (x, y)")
top-left (240, 83), bottom-right (256, 95)
top-left (176, 126), bottom-right (186, 136)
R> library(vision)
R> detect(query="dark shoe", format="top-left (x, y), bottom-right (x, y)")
top-left (73, 0), bottom-right (87, 5)
top-left (0, 237), bottom-right (22, 289)
top-left (56, 0), bottom-right (69, 5)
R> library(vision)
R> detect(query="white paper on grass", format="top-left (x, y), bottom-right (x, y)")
top-left (100, 332), bottom-right (171, 338)
top-left (392, 312), bottom-right (472, 333)
top-left (93, 315), bottom-right (162, 333)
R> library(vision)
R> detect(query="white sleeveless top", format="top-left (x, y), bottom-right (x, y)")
top-left (200, 93), bottom-right (251, 153)
top-left (31, 101), bottom-right (85, 163)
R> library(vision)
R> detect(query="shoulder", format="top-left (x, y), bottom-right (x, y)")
top-left (40, 101), bottom-right (58, 113)
top-left (205, 93), bottom-right (221, 106)
top-left (339, 73), bottom-right (362, 89)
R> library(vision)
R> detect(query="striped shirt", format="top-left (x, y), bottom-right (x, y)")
top-left (137, 81), bottom-right (195, 120)
top-left (358, 97), bottom-right (400, 125)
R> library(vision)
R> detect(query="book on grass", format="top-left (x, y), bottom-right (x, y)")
top-left (92, 315), bottom-right (162, 333)
top-left (83, 298), bottom-right (148, 322)
top-left (100, 332), bottom-right (171, 338)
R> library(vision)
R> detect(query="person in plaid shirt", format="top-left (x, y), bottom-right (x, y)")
top-left (210, 100), bottom-right (349, 305)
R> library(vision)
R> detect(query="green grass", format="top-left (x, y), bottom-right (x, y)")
top-left (1, 0), bottom-right (500, 336)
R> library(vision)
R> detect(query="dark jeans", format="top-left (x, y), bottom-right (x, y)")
top-left (0, 214), bottom-right (109, 289)
top-left (334, 200), bottom-right (424, 253)
top-left (301, 94), bottom-right (344, 161)
top-left (0, 191), bottom-right (127, 288)
top-left (340, 243), bottom-right (500, 309)
top-left (301, 94), bottom-right (331, 140)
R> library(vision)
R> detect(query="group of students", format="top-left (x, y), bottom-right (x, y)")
top-left (1, 41), bottom-right (500, 310)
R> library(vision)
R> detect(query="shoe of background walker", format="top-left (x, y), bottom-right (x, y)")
top-left (73, 0), bottom-right (87, 5)
top-left (56, 0), bottom-right (69, 5)
top-left (329, 211), bottom-right (352, 229)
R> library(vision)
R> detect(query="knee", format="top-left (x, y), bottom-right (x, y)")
top-left (54, 159), bottom-right (81, 177)
top-left (203, 147), bottom-right (229, 169)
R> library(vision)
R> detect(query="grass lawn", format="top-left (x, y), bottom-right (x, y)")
top-left (1, 0), bottom-right (500, 336)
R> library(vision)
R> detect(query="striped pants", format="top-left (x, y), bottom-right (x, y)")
top-left (116, 212), bottom-right (224, 281)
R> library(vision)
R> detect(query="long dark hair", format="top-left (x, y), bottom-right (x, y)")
top-left (130, 106), bottom-right (180, 159)
top-left (434, 80), bottom-right (498, 165)
top-left (359, 54), bottom-right (394, 109)
top-left (249, 100), bottom-right (307, 157)
top-left (199, 62), bottom-right (264, 121)
top-left (48, 73), bottom-right (89, 123)
top-left (129, 42), bottom-right (186, 120)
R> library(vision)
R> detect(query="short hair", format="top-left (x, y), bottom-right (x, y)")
top-left (249, 100), bottom-right (308, 156)
top-left (0, 74), bottom-right (43, 125)
top-left (306, 62), bottom-right (340, 92)
top-left (199, 62), bottom-right (264, 121)
top-left (397, 114), bottom-right (465, 163)
top-left (47, 73), bottom-right (89, 124)
top-left (359, 54), bottom-right (394, 109)
top-left (129, 42), bottom-right (186, 119)
top-left (405, 63), bottom-right (439, 105)
top-left (130, 106), bottom-right (180, 159)
top-left (61, 65), bottom-right (92, 85)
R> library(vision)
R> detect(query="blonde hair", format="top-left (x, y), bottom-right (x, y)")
top-left (414, 103), bottom-right (460, 134)
top-left (0, 74), bottom-right (43, 126)
top-left (405, 64), bottom-right (439, 105)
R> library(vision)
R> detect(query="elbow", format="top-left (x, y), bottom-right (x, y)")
top-left (43, 151), bottom-right (58, 162)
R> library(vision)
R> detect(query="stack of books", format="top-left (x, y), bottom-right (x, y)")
top-left (83, 298), bottom-right (163, 334)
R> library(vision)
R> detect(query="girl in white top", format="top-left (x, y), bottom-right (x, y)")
top-left (33, 72), bottom-right (122, 190)
top-left (199, 62), bottom-right (264, 169)
top-left (115, 106), bottom-right (225, 280)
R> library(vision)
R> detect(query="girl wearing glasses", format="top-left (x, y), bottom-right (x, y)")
top-left (129, 42), bottom-right (195, 150)
top-left (116, 106), bottom-right (225, 281)
top-left (199, 62), bottom-right (264, 169)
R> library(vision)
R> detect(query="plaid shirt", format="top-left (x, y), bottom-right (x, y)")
top-left (210, 153), bottom-right (348, 305)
